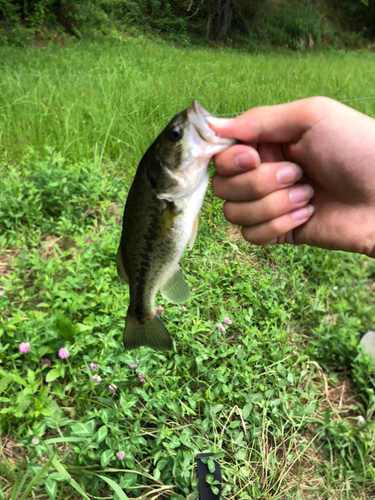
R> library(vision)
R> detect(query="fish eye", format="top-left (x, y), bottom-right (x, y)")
top-left (169, 126), bottom-right (183, 141)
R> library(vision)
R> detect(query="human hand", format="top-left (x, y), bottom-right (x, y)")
top-left (209, 97), bottom-right (375, 257)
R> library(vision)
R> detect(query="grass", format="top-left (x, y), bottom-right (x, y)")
top-left (0, 38), bottom-right (375, 499)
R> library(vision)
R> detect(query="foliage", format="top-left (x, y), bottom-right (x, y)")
top-left (0, 149), bottom-right (121, 243)
top-left (249, 2), bottom-right (326, 49)
top-left (0, 0), bottom-right (374, 47)
top-left (1, 41), bottom-right (375, 498)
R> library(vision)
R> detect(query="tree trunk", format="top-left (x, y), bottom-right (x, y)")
top-left (218, 0), bottom-right (232, 37)
top-left (205, 13), bottom-right (213, 38)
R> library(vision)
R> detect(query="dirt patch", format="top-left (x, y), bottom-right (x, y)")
top-left (227, 223), bottom-right (243, 242)
top-left (40, 235), bottom-right (63, 259)
top-left (1, 435), bottom-right (23, 464)
top-left (306, 361), bottom-right (360, 421)
top-left (0, 248), bottom-right (20, 278)
top-left (324, 377), bottom-right (358, 419)
top-left (108, 202), bottom-right (123, 227)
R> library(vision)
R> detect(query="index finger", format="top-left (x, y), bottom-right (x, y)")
top-left (208, 97), bottom-right (328, 144)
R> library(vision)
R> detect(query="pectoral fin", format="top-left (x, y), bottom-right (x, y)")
top-left (116, 247), bottom-right (129, 284)
top-left (189, 214), bottom-right (199, 250)
top-left (160, 267), bottom-right (190, 304)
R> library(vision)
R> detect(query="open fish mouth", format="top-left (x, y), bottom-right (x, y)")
top-left (187, 100), bottom-right (233, 146)
top-left (186, 100), bottom-right (235, 161)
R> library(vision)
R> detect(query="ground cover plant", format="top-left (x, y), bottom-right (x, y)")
top-left (0, 39), bottom-right (375, 499)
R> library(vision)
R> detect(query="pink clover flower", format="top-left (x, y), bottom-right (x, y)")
top-left (19, 342), bottom-right (31, 354)
top-left (58, 348), bottom-right (69, 359)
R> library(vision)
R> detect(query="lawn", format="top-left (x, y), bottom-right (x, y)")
top-left (0, 38), bottom-right (375, 499)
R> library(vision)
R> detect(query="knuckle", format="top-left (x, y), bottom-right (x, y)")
top-left (248, 175), bottom-right (264, 198)
top-left (306, 96), bottom-right (334, 122)
top-left (249, 165), bottom-right (274, 199)
top-left (267, 217), bottom-right (282, 236)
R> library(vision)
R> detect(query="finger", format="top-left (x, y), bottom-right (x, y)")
top-left (213, 144), bottom-right (260, 176)
top-left (258, 142), bottom-right (286, 163)
top-left (241, 205), bottom-right (315, 245)
top-left (224, 184), bottom-right (314, 225)
top-left (208, 97), bottom-right (329, 144)
top-left (212, 161), bottom-right (303, 202)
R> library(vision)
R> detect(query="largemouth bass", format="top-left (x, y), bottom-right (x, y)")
top-left (117, 100), bottom-right (235, 351)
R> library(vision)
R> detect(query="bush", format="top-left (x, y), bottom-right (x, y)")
top-left (0, 149), bottom-right (121, 239)
top-left (251, 1), bottom-right (326, 48)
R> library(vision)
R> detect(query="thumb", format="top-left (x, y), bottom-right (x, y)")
top-left (208, 97), bottom-right (326, 144)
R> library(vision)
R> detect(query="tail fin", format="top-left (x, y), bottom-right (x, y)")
top-left (123, 313), bottom-right (173, 351)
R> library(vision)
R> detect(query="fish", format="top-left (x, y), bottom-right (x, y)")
top-left (116, 100), bottom-right (235, 351)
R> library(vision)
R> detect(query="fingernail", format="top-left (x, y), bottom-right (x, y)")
top-left (276, 164), bottom-right (302, 185)
top-left (234, 152), bottom-right (260, 170)
top-left (290, 204), bottom-right (314, 221)
top-left (289, 184), bottom-right (314, 204)
top-left (207, 116), bottom-right (233, 127)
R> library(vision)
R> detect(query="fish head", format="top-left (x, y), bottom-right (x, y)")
top-left (148, 100), bottom-right (235, 202)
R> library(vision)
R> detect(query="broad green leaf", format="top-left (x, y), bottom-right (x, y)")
top-left (27, 463), bottom-right (44, 475)
top-left (157, 457), bottom-right (169, 470)
top-left (153, 468), bottom-right (161, 481)
top-left (74, 323), bottom-right (91, 333)
top-left (49, 472), bottom-right (66, 481)
top-left (27, 370), bottom-right (35, 386)
top-left (119, 353), bottom-right (136, 365)
top-left (70, 422), bottom-right (93, 437)
top-left (85, 419), bottom-right (97, 433)
top-left (242, 403), bottom-right (253, 420)
top-left (211, 404), bottom-right (223, 414)
top-left (96, 474), bottom-right (129, 499)
top-left (45, 478), bottom-right (57, 500)
top-left (97, 425), bottom-right (108, 444)
top-left (0, 375), bottom-right (13, 393)
top-left (207, 458), bottom-right (216, 473)
top-left (205, 473), bottom-right (214, 485)
top-left (45, 369), bottom-right (62, 383)
top-left (120, 472), bottom-right (137, 489)
top-left (101, 449), bottom-right (114, 468)
top-left (304, 403), bottom-right (316, 416)
top-left (101, 408), bottom-right (109, 425)
top-left (168, 435), bottom-right (180, 449)
top-left (55, 313), bottom-right (76, 342)
top-left (234, 431), bottom-right (244, 444)
top-left (212, 486), bottom-right (220, 495)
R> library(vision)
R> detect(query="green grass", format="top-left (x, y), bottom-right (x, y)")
top-left (1, 39), bottom-right (375, 499)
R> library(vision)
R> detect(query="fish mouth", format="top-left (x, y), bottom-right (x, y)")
top-left (187, 100), bottom-right (234, 149)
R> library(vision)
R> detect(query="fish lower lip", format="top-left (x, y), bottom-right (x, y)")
top-left (193, 122), bottom-right (207, 141)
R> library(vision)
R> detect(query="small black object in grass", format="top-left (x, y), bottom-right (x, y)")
top-left (196, 453), bottom-right (222, 500)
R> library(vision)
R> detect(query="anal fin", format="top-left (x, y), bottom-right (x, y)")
top-left (160, 267), bottom-right (190, 304)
